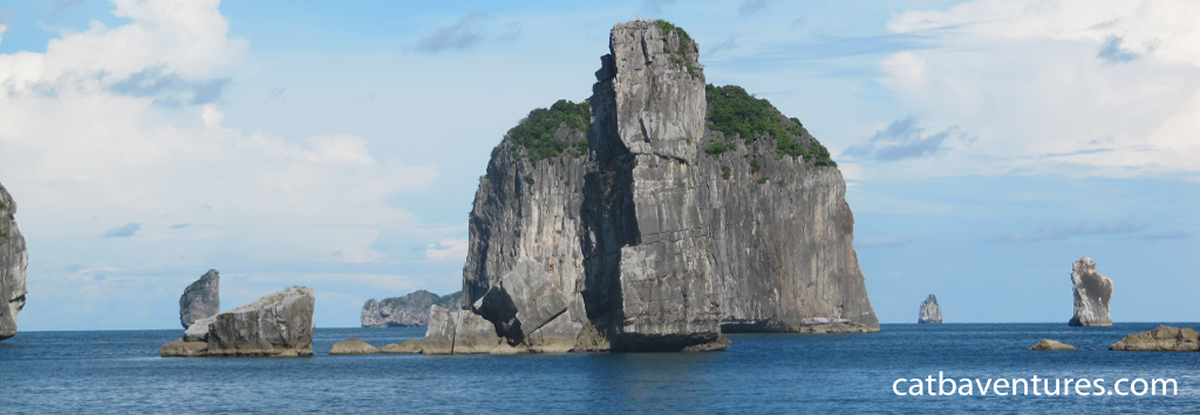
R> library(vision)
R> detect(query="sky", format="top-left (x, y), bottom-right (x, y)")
top-left (0, 0), bottom-right (1197, 330)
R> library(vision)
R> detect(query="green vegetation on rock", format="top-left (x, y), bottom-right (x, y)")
top-left (655, 20), bottom-right (700, 77)
top-left (507, 99), bottom-right (592, 162)
top-left (721, 165), bottom-right (731, 180)
top-left (704, 84), bottom-right (836, 166)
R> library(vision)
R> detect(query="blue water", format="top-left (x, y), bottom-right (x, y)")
top-left (2, 323), bottom-right (1198, 413)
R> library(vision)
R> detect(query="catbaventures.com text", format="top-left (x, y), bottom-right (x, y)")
top-left (893, 372), bottom-right (1177, 396)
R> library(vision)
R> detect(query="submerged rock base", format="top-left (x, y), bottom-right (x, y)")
top-left (1028, 339), bottom-right (1076, 351)
top-left (1109, 326), bottom-right (1200, 352)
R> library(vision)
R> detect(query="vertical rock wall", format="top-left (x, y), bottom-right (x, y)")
top-left (180, 269), bottom-right (220, 329)
top-left (0, 182), bottom-right (28, 341)
top-left (446, 19), bottom-right (879, 354)
top-left (1069, 257), bottom-right (1113, 327)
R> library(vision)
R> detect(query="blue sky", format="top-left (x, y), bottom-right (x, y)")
top-left (1, 0), bottom-right (1197, 329)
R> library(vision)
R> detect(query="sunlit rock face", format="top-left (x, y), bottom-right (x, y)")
top-left (0, 182), bottom-right (28, 342)
top-left (1068, 257), bottom-right (1113, 327)
top-left (918, 294), bottom-right (942, 324)
top-left (180, 269), bottom-right (220, 329)
top-left (439, 19), bottom-right (879, 354)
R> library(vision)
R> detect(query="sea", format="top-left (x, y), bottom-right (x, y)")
top-left (2, 323), bottom-right (1198, 414)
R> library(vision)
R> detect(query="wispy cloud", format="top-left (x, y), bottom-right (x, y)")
top-left (1126, 230), bottom-right (1193, 241)
top-left (170, 223), bottom-right (190, 229)
top-left (739, 0), bottom-right (771, 16)
top-left (104, 223), bottom-right (142, 238)
top-left (843, 116), bottom-right (973, 161)
top-left (990, 217), bottom-right (1146, 243)
top-left (639, 0), bottom-right (675, 16)
top-left (1097, 36), bottom-right (1138, 63)
top-left (425, 239), bottom-right (469, 261)
top-left (52, 0), bottom-right (87, 14)
top-left (416, 12), bottom-right (488, 53)
top-left (857, 233), bottom-right (914, 248)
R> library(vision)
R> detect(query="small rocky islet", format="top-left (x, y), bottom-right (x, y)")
top-left (162, 283), bottom-right (315, 357)
top-left (918, 294), bottom-right (942, 324)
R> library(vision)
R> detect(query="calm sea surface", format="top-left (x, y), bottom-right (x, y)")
top-left (2, 323), bottom-right (1198, 414)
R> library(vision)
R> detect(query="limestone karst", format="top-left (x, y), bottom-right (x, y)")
top-left (0, 182), bottom-right (28, 341)
top-left (1068, 257), bottom-right (1113, 327)
top-left (918, 294), bottom-right (942, 324)
top-left (422, 19), bottom-right (879, 354)
top-left (179, 269), bottom-right (220, 329)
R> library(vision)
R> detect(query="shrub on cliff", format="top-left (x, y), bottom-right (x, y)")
top-left (705, 84), bottom-right (836, 166)
top-left (507, 100), bottom-right (592, 162)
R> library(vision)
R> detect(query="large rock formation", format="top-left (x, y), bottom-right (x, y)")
top-left (179, 269), bottom-right (220, 329)
top-left (1109, 326), bottom-right (1200, 352)
top-left (432, 19), bottom-right (878, 354)
top-left (918, 294), bottom-right (942, 324)
top-left (361, 290), bottom-right (462, 327)
top-left (0, 182), bottom-right (28, 342)
top-left (1068, 257), bottom-right (1113, 327)
top-left (162, 287), bottom-right (315, 357)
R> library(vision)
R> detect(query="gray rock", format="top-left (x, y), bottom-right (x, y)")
top-left (472, 258), bottom-right (569, 344)
top-left (420, 305), bottom-right (508, 355)
top-left (330, 338), bottom-right (380, 355)
top-left (183, 315), bottom-right (216, 342)
top-left (1068, 257), bottom-right (1113, 327)
top-left (171, 287), bottom-right (315, 357)
top-left (452, 309), bottom-right (503, 354)
top-left (180, 269), bottom-right (220, 329)
top-left (0, 182), bottom-right (28, 342)
top-left (161, 339), bottom-right (208, 357)
top-left (918, 294), bottom-right (942, 324)
top-left (361, 290), bottom-right (462, 327)
top-left (421, 305), bottom-right (458, 355)
top-left (455, 19), bottom-right (878, 354)
top-left (1028, 339), bottom-right (1076, 351)
top-left (380, 339), bottom-right (423, 354)
top-left (1109, 325), bottom-right (1200, 352)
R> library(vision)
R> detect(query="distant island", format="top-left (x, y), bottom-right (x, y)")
top-left (361, 290), bottom-right (462, 327)
top-left (419, 19), bottom-right (879, 355)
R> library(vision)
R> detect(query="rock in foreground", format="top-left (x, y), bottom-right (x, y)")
top-left (1068, 257), bottom-right (1113, 327)
top-left (179, 269), bottom-right (220, 329)
top-left (162, 287), bottom-right (315, 357)
top-left (330, 338), bottom-right (380, 355)
top-left (361, 290), bottom-right (462, 327)
top-left (1028, 339), bottom-right (1076, 351)
top-left (1109, 326), bottom-right (1199, 352)
top-left (918, 294), bottom-right (942, 324)
top-left (0, 182), bottom-right (28, 342)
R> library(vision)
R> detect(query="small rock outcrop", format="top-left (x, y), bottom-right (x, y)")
top-left (1109, 325), bottom-right (1200, 352)
top-left (361, 290), bottom-right (462, 327)
top-left (1068, 257), bottom-right (1113, 327)
top-left (0, 182), bottom-right (27, 342)
top-left (1028, 339), bottom-right (1076, 351)
top-left (918, 294), bottom-right (942, 324)
top-left (380, 339), bottom-right (423, 354)
top-left (330, 338), bottom-right (380, 355)
top-left (162, 287), bottom-right (315, 357)
top-left (180, 269), bottom-right (220, 329)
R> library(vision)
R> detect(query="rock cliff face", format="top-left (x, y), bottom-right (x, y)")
top-left (434, 19), bottom-right (878, 354)
top-left (0, 182), bottom-right (28, 341)
top-left (179, 269), bottom-right (220, 329)
top-left (1068, 257), bottom-right (1112, 327)
top-left (918, 294), bottom-right (942, 324)
top-left (163, 287), bottom-right (314, 357)
top-left (361, 290), bottom-right (462, 327)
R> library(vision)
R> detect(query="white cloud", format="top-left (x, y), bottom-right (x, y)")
top-left (866, 0), bottom-right (1200, 179)
top-left (425, 238), bottom-right (469, 261)
top-left (0, 0), bottom-right (453, 329)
